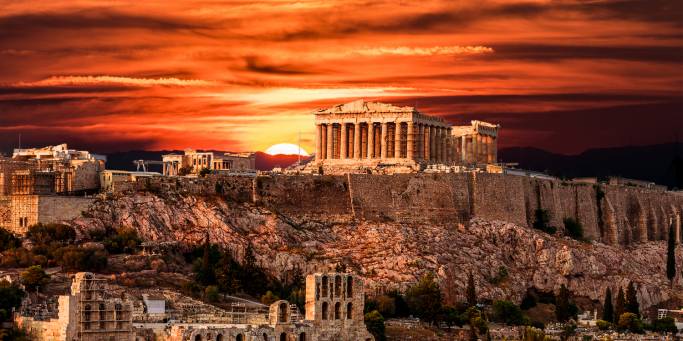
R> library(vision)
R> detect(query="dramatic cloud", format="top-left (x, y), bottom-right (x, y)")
top-left (0, 0), bottom-right (681, 154)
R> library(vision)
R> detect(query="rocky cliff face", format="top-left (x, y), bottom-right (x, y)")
top-left (72, 191), bottom-right (682, 310)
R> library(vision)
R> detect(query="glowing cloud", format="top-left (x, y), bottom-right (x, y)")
top-left (354, 46), bottom-right (494, 56)
top-left (15, 76), bottom-right (217, 88)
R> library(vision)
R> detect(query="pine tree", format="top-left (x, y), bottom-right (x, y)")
top-left (625, 281), bottom-right (640, 317)
top-left (667, 221), bottom-right (677, 283)
top-left (602, 287), bottom-right (614, 323)
top-left (614, 287), bottom-right (625, 323)
top-left (466, 272), bottom-right (477, 308)
top-left (555, 284), bottom-right (571, 322)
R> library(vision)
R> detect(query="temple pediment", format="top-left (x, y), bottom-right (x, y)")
top-left (316, 99), bottom-right (416, 114)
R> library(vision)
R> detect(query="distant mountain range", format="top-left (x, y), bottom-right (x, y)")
top-left (103, 143), bottom-right (682, 189)
top-left (498, 143), bottom-right (682, 189)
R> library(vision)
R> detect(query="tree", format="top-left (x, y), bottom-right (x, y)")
top-left (617, 312), bottom-right (644, 333)
top-left (405, 273), bottom-right (443, 323)
top-left (20, 265), bottom-right (49, 292)
top-left (204, 285), bottom-right (219, 302)
top-left (555, 284), bottom-right (571, 322)
top-left (625, 281), bottom-right (640, 317)
top-left (614, 287), bottom-right (625, 324)
top-left (602, 287), bottom-right (614, 323)
top-left (492, 300), bottom-right (525, 325)
top-left (533, 209), bottom-right (557, 234)
top-left (364, 310), bottom-right (386, 341)
top-left (103, 228), bottom-right (142, 254)
top-left (199, 167), bottom-right (211, 177)
top-left (649, 317), bottom-right (678, 334)
top-left (376, 295), bottom-right (396, 317)
top-left (260, 291), bottom-right (280, 305)
top-left (0, 227), bottom-right (21, 252)
top-left (667, 222), bottom-right (677, 283)
top-left (0, 280), bottom-right (25, 322)
top-left (523, 326), bottom-right (552, 341)
top-left (466, 271), bottom-right (477, 308)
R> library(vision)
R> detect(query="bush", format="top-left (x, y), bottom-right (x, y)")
top-left (648, 317), bottom-right (678, 334)
top-left (103, 228), bottom-right (142, 254)
top-left (260, 291), bottom-right (280, 305)
top-left (26, 223), bottom-right (75, 245)
top-left (533, 209), bottom-right (556, 234)
top-left (617, 312), bottom-right (644, 333)
top-left (376, 295), bottom-right (396, 317)
top-left (563, 217), bottom-right (584, 240)
top-left (492, 300), bottom-right (525, 325)
top-left (56, 246), bottom-right (108, 272)
top-left (596, 319), bottom-right (612, 331)
top-left (20, 265), bottom-right (50, 292)
top-left (523, 326), bottom-right (552, 341)
top-left (199, 168), bottom-right (212, 177)
top-left (405, 273), bottom-right (443, 323)
top-left (364, 310), bottom-right (386, 341)
top-left (204, 285), bottom-right (220, 302)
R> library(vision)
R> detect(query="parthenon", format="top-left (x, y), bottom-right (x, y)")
top-left (313, 100), bottom-right (500, 170)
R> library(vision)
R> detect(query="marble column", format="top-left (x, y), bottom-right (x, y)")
top-left (424, 125), bottom-right (431, 161)
top-left (353, 123), bottom-right (361, 160)
top-left (326, 124), bottom-right (334, 159)
top-left (416, 124), bottom-right (423, 159)
top-left (380, 122), bottom-right (388, 159)
top-left (321, 124), bottom-right (327, 159)
top-left (394, 123), bottom-right (402, 158)
top-left (367, 123), bottom-right (375, 159)
top-left (315, 124), bottom-right (322, 161)
top-left (340, 123), bottom-right (347, 159)
top-left (492, 136), bottom-right (497, 164)
top-left (430, 126), bottom-right (436, 161)
top-left (407, 122), bottom-right (415, 160)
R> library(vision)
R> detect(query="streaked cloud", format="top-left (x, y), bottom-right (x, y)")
top-left (14, 76), bottom-right (217, 88)
top-left (354, 46), bottom-right (494, 57)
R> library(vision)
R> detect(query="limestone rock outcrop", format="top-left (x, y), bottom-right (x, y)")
top-left (71, 191), bottom-right (682, 310)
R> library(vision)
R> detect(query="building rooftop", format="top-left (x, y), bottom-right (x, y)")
top-left (315, 99), bottom-right (417, 114)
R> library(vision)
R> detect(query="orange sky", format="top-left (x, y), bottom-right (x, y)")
top-left (0, 0), bottom-right (681, 155)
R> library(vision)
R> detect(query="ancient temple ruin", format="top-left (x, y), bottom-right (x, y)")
top-left (312, 99), bottom-right (500, 173)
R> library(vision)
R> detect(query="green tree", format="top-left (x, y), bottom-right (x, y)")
top-left (103, 228), bottom-right (142, 254)
top-left (614, 287), bottom-right (625, 324)
top-left (260, 291), bottom-right (280, 305)
top-left (405, 273), bottom-right (443, 323)
top-left (470, 316), bottom-right (489, 339)
top-left (492, 300), bottom-right (525, 325)
top-left (0, 280), bottom-right (25, 322)
top-left (523, 326), bottom-right (552, 341)
top-left (649, 317), bottom-right (678, 334)
top-left (596, 320), bottom-right (612, 331)
top-left (376, 295), bottom-right (396, 318)
top-left (199, 167), bottom-right (211, 177)
top-left (617, 312), bottom-right (644, 333)
top-left (625, 281), bottom-right (640, 317)
top-left (533, 209), bottom-right (556, 234)
top-left (602, 287), bottom-right (614, 323)
top-left (26, 223), bottom-right (75, 245)
top-left (0, 228), bottom-right (21, 252)
top-left (204, 285), bottom-right (220, 302)
top-left (364, 310), bottom-right (386, 341)
top-left (667, 222), bottom-right (676, 283)
top-left (20, 265), bottom-right (49, 292)
top-left (555, 284), bottom-right (571, 322)
top-left (466, 271), bottom-right (477, 308)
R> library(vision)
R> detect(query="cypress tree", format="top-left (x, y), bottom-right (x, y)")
top-left (602, 287), bottom-right (614, 323)
top-left (614, 287), bottom-right (625, 324)
top-left (667, 222), bottom-right (676, 283)
top-left (625, 281), bottom-right (640, 317)
top-left (466, 272), bottom-right (477, 308)
top-left (555, 284), bottom-right (571, 322)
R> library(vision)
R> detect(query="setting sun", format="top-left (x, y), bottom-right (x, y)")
top-left (264, 143), bottom-right (309, 156)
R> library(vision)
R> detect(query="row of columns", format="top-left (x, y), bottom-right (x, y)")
top-left (455, 134), bottom-right (497, 164)
top-left (315, 122), bottom-right (454, 163)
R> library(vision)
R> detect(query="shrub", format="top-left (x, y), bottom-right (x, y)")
top-left (20, 265), bottom-right (50, 292)
top-left (260, 291), bottom-right (280, 305)
top-left (199, 168), bottom-right (211, 177)
top-left (56, 246), bottom-right (108, 272)
top-left (26, 223), bottom-right (75, 245)
top-left (204, 285), bottom-right (220, 302)
top-left (405, 273), bottom-right (443, 323)
top-left (533, 209), bottom-right (556, 234)
top-left (0, 280), bottom-right (26, 322)
top-left (596, 319), bottom-right (612, 330)
top-left (523, 326), bottom-right (552, 341)
top-left (563, 217), bottom-right (584, 240)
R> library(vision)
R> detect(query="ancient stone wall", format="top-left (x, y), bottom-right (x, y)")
top-left (110, 173), bottom-right (683, 246)
top-left (38, 196), bottom-right (95, 226)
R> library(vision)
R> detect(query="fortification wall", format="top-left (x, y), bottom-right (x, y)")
top-left (38, 196), bottom-right (94, 226)
top-left (107, 173), bottom-right (683, 246)
top-left (349, 173), bottom-right (470, 224)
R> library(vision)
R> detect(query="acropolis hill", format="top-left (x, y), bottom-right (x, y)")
top-left (72, 172), bottom-right (682, 308)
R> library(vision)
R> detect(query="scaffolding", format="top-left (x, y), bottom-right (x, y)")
top-left (74, 273), bottom-right (134, 341)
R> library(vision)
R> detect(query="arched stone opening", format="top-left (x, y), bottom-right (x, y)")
top-left (322, 301), bottom-right (329, 320)
top-left (347, 302), bottom-right (353, 319)
top-left (334, 302), bottom-right (341, 319)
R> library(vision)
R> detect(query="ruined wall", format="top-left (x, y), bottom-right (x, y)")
top-left (470, 173), bottom-right (527, 226)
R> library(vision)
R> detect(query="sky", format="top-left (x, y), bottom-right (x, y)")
top-left (0, 0), bottom-right (681, 155)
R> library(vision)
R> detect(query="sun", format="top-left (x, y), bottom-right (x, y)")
top-left (264, 143), bottom-right (309, 156)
